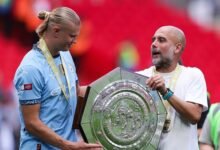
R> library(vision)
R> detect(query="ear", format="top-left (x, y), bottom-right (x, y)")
top-left (174, 43), bottom-right (182, 54)
top-left (52, 25), bottom-right (61, 37)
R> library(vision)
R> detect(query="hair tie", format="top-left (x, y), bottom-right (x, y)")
top-left (38, 11), bottom-right (51, 20)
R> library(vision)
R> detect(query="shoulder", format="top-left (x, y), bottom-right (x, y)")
top-left (209, 103), bottom-right (220, 116)
top-left (181, 66), bottom-right (205, 78)
top-left (14, 49), bottom-right (45, 84)
top-left (20, 47), bottom-right (45, 69)
top-left (182, 66), bottom-right (203, 74)
top-left (14, 64), bottom-right (44, 86)
top-left (210, 103), bottom-right (220, 109)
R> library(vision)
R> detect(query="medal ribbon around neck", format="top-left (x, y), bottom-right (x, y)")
top-left (39, 38), bottom-right (71, 100)
top-left (153, 64), bottom-right (182, 131)
top-left (153, 64), bottom-right (182, 97)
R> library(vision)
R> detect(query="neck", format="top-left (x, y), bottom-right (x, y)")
top-left (43, 36), bottom-right (59, 57)
top-left (155, 63), bottom-right (178, 73)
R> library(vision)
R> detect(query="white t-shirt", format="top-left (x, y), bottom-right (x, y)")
top-left (137, 65), bottom-right (208, 150)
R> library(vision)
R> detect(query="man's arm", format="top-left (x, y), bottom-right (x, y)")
top-left (146, 74), bottom-right (204, 124)
top-left (199, 111), bottom-right (214, 150)
top-left (22, 104), bottom-right (68, 148)
top-left (21, 104), bottom-right (102, 149)
top-left (166, 95), bottom-right (203, 124)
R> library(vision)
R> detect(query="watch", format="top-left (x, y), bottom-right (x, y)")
top-left (162, 88), bottom-right (174, 100)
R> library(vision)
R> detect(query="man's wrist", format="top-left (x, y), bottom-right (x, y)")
top-left (162, 88), bottom-right (174, 100)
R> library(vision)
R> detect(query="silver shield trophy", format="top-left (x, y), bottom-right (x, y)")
top-left (77, 67), bottom-right (167, 150)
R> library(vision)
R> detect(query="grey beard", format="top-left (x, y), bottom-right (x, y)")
top-left (154, 58), bottom-right (172, 69)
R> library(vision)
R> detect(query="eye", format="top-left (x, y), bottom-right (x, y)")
top-left (152, 37), bottom-right (156, 42)
top-left (158, 37), bottom-right (166, 43)
top-left (70, 34), bottom-right (76, 38)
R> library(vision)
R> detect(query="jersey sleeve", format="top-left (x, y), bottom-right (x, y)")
top-left (14, 65), bottom-right (44, 105)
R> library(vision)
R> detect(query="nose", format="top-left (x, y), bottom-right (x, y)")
top-left (72, 40), bottom-right (76, 44)
top-left (151, 40), bottom-right (157, 48)
top-left (71, 38), bottom-right (77, 45)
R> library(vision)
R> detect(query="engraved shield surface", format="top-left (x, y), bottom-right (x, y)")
top-left (80, 67), bottom-right (167, 150)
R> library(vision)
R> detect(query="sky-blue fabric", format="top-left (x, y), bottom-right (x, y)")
top-left (14, 44), bottom-right (78, 149)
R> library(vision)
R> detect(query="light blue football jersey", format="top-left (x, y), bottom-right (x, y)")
top-left (14, 44), bottom-right (78, 150)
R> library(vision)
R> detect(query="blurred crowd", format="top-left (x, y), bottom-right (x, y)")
top-left (0, 73), bottom-right (20, 150)
top-left (159, 0), bottom-right (220, 31)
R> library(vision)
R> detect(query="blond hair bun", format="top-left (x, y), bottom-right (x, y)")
top-left (38, 11), bottom-right (50, 20)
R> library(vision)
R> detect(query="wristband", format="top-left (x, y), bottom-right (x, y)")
top-left (163, 88), bottom-right (174, 100)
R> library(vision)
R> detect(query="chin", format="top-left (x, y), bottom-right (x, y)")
top-left (152, 59), bottom-right (160, 65)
